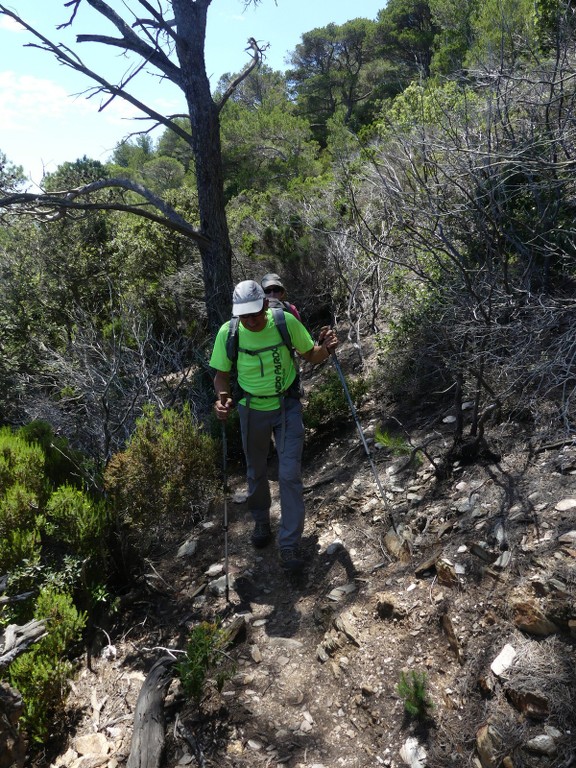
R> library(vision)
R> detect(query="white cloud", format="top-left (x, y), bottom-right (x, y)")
top-left (0, 68), bottom-right (185, 184)
top-left (0, 73), bottom-right (135, 181)
top-left (0, 16), bottom-right (26, 32)
top-left (0, 72), bottom-right (75, 128)
top-left (0, 71), bottom-right (146, 129)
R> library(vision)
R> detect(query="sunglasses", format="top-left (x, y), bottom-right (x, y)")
top-left (239, 307), bottom-right (266, 320)
top-left (264, 286), bottom-right (283, 294)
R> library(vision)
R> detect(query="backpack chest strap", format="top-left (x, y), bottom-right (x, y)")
top-left (238, 342), bottom-right (284, 377)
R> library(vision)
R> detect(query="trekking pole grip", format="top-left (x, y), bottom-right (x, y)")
top-left (219, 391), bottom-right (229, 407)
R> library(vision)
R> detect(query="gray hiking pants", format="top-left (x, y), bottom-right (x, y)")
top-left (238, 398), bottom-right (305, 549)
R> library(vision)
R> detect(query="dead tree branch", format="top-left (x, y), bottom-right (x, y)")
top-left (0, 178), bottom-right (209, 245)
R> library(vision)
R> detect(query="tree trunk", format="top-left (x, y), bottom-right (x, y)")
top-left (172, 0), bottom-right (233, 333)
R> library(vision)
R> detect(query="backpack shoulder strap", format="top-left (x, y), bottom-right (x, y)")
top-left (225, 316), bottom-right (240, 362)
top-left (269, 297), bottom-right (298, 318)
top-left (270, 305), bottom-right (293, 356)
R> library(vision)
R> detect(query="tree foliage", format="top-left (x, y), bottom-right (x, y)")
top-left (219, 68), bottom-right (322, 198)
top-left (0, 0), bottom-right (268, 333)
top-left (0, 151), bottom-right (26, 194)
top-left (429, 0), bottom-right (478, 75)
top-left (375, 0), bottom-right (440, 80)
top-left (464, 0), bottom-right (536, 70)
top-left (287, 18), bottom-right (382, 145)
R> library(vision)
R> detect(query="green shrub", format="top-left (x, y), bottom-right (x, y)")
top-left (104, 404), bottom-right (218, 551)
top-left (0, 483), bottom-right (39, 538)
top-left (44, 484), bottom-right (109, 556)
top-left (17, 420), bottom-right (85, 490)
top-left (396, 670), bottom-right (433, 720)
top-left (0, 429), bottom-right (48, 577)
top-left (304, 370), bottom-right (368, 430)
top-left (8, 587), bottom-right (87, 743)
top-left (0, 423), bottom-right (114, 747)
top-left (176, 621), bottom-right (234, 702)
top-left (0, 526), bottom-right (41, 576)
top-left (0, 428), bottom-right (46, 498)
top-left (3, 555), bottom-right (94, 628)
top-left (375, 284), bottom-right (453, 408)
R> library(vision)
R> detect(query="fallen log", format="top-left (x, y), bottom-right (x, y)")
top-left (0, 619), bottom-right (46, 670)
top-left (126, 656), bottom-right (176, 768)
top-left (125, 617), bottom-right (246, 768)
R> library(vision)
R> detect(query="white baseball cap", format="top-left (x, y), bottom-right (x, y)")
top-left (232, 280), bottom-right (266, 316)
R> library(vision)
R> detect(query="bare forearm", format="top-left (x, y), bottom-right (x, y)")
top-left (301, 344), bottom-right (331, 365)
top-left (213, 371), bottom-right (233, 420)
top-left (214, 370), bottom-right (230, 397)
top-left (301, 327), bottom-right (338, 365)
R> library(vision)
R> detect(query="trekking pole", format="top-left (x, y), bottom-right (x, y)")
top-left (219, 392), bottom-right (230, 602)
top-left (329, 351), bottom-right (398, 533)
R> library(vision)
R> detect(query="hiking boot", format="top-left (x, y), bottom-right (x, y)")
top-left (251, 521), bottom-right (272, 548)
top-left (279, 547), bottom-right (305, 572)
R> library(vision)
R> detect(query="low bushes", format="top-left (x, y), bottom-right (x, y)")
top-left (8, 588), bottom-right (86, 744)
top-left (1, 407), bottom-right (220, 752)
top-left (104, 403), bottom-right (219, 559)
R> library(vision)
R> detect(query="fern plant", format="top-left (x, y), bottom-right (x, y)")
top-left (176, 621), bottom-right (234, 703)
top-left (374, 427), bottom-right (411, 455)
top-left (396, 670), bottom-right (433, 720)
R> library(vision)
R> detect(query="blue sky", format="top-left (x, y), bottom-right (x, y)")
top-left (0, 0), bottom-right (385, 186)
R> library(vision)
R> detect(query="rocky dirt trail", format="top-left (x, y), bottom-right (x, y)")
top-left (47, 352), bottom-right (576, 768)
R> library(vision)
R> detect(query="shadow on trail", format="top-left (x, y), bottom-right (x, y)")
top-left (232, 532), bottom-right (362, 639)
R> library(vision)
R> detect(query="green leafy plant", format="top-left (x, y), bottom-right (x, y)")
top-left (374, 427), bottom-right (411, 456)
top-left (176, 621), bottom-right (234, 703)
top-left (0, 526), bottom-right (41, 578)
top-left (396, 670), bottom-right (433, 720)
top-left (8, 587), bottom-right (87, 743)
top-left (104, 404), bottom-right (218, 538)
top-left (17, 420), bottom-right (86, 490)
top-left (0, 427), bottom-right (46, 498)
top-left (0, 431), bottom-right (45, 576)
top-left (44, 484), bottom-right (109, 556)
top-left (0, 483), bottom-right (39, 537)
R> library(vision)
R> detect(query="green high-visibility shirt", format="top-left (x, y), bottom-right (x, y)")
top-left (210, 310), bottom-right (314, 411)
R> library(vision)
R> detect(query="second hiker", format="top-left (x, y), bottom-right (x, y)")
top-left (210, 279), bottom-right (338, 572)
top-left (260, 272), bottom-right (302, 321)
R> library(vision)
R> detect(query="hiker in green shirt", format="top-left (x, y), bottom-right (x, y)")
top-left (210, 280), bottom-right (338, 572)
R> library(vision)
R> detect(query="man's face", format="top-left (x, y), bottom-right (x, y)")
top-left (263, 285), bottom-right (285, 300)
top-left (238, 299), bottom-right (268, 332)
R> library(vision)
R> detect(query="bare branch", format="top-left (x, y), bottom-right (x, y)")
top-left (0, 178), bottom-right (209, 245)
top-left (0, 5), bottom-right (190, 143)
top-left (79, 0), bottom-right (179, 78)
top-left (0, 0), bottom-right (239, 330)
top-left (216, 37), bottom-right (267, 112)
